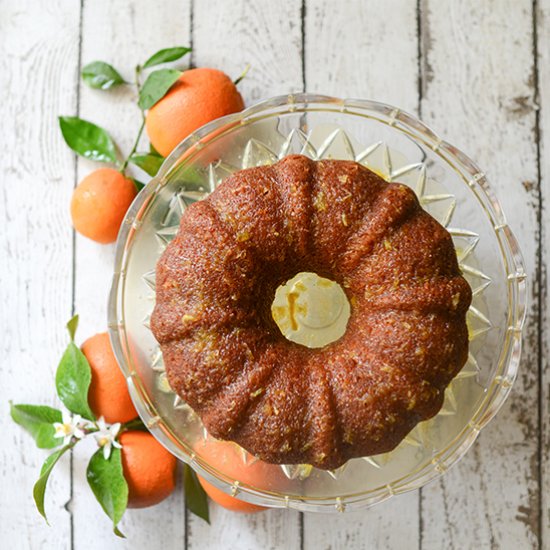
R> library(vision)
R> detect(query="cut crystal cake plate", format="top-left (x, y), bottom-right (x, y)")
top-left (109, 94), bottom-right (526, 512)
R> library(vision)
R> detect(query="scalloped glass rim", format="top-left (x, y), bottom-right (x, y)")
top-left (108, 94), bottom-right (527, 512)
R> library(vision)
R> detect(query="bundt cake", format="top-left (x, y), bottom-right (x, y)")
top-left (151, 155), bottom-right (472, 470)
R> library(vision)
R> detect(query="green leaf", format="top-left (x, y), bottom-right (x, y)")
top-left (138, 69), bottom-right (182, 110)
top-left (121, 417), bottom-right (147, 431)
top-left (55, 342), bottom-right (95, 421)
top-left (87, 447), bottom-right (128, 537)
top-left (58, 116), bottom-right (117, 163)
top-left (82, 61), bottom-right (125, 90)
top-left (143, 46), bottom-right (191, 69)
top-left (66, 314), bottom-right (79, 341)
top-left (10, 403), bottom-right (63, 449)
top-left (129, 152), bottom-right (164, 177)
top-left (132, 178), bottom-right (146, 192)
top-left (179, 166), bottom-right (205, 186)
top-left (149, 142), bottom-right (163, 157)
top-left (183, 464), bottom-right (209, 524)
top-left (34, 443), bottom-right (74, 521)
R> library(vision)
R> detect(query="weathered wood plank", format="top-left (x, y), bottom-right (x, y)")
top-left (303, 1), bottom-right (421, 548)
top-left (72, 1), bottom-right (190, 548)
top-left (305, 0), bottom-right (419, 113)
top-left (0, 0), bottom-right (81, 547)
top-left (536, 0), bottom-right (549, 548)
top-left (189, 1), bottom-right (303, 547)
top-left (188, 507), bottom-right (301, 550)
top-left (192, 0), bottom-right (304, 100)
top-left (419, 1), bottom-right (540, 548)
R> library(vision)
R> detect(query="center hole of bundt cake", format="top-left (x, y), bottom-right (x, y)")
top-left (271, 272), bottom-right (350, 348)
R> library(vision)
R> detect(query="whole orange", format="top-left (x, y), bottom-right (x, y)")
top-left (196, 438), bottom-right (289, 513)
top-left (145, 68), bottom-right (245, 157)
top-left (81, 332), bottom-right (138, 424)
top-left (119, 430), bottom-right (178, 508)
top-left (70, 168), bottom-right (137, 244)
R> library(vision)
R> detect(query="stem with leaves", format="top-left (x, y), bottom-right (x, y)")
top-left (62, 47), bottom-right (192, 184)
top-left (10, 313), bottom-right (210, 536)
top-left (120, 66), bottom-right (146, 174)
top-left (120, 117), bottom-right (145, 173)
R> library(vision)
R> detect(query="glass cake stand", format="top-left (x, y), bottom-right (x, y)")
top-left (108, 94), bottom-right (527, 512)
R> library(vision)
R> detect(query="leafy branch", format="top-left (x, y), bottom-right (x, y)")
top-left (10, 313), bottom-right (209, 536)
top-left (60, 46), bottom-right (193, 189)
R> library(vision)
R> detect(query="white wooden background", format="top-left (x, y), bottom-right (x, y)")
top-left (1, 0), bottom-right (548, 548)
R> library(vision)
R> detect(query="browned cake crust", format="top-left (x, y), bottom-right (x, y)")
top-left (151, 155), bottom-right (472, 470)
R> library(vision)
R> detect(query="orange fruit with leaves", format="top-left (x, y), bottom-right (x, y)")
top-left (145, 68), bottom-right (244, 158)
top-left (81, 332), bottom-right (138, 424)
top-left (119, 430), bottom-right (177, 508)
top-left (70, 167), bottom-right (137, 244)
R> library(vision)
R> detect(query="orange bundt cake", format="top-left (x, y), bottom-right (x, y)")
top-left (151, 155), bottom-right (472, 470)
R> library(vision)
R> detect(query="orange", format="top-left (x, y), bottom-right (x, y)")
top-left (198, 477), bottom-right (266, 514)
top-left (119, 430), bottom-right (177, 508)
top-left (70, 167), bottom-right (137, 244)
top-left (81, 332), bottom-right (138, 424)
top-left (145, 68), bottom-right (245, 158)
top-left (196, 438), bottom-right (289, 513)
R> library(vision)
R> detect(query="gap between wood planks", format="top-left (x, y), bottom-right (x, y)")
top-left (185, 5), bottom-right (195, 547)
top-left (416, 1), bottom-right (424, 547)
top-left (299, 4), bottom-right (306, 549)
top-left (531, 0), bottom-right (544, 548)
top-left (69, 2), bottom-right (85, 549)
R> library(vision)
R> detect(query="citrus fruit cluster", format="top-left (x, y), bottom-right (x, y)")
top-left (61, 46), bottom-right (245, 245)
top-left (81, 332), bottom-right (177, 509)
top-left (11, 316), bottom-right (187, 537)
